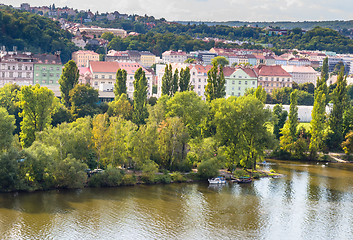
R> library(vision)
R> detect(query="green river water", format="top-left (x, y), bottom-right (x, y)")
top-left (0, 160), bottom-right (352, 239)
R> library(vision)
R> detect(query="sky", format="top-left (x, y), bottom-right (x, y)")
top-left (3, 0), bottom-right (353, 22)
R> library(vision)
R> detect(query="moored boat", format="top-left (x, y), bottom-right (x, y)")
top-left (233, 177), bottom-right (252, 183)
top-left (208, 177), bottom-right (227, 184)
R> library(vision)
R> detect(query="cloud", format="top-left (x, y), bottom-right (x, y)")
top-left (3, 0), bottom-right (353, 21)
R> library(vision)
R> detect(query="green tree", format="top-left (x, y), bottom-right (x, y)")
top-left (273, 104), bottom-right (288, 139)
top-left (19, 85), bottom-right (54, 148)
top-left (309, 90), bottom-right (327, 159)
top-left (328, 67), bottom-right (348, 150)
top-left (114, 69), bottom-right (127, 97)
top-left (0, 107), bottom-right (15, 152)
top-left (211, 56), bottom-right (229, 67)
top-left (205, 62), bottom-right (226, 102)
top-left (161, 64), bottom-right (173, 96)
top-left (0, 84), bottom-right (22, 134)
top-left (59, 60), bottom-right (79, 108)
top-left (69, 84), bottom-right (99, 120)
top-left (107, 93), bottom-right (133, 120)
top-left (0, 150), bottom-right (22, 192)
top-left (288, 90), bottom-right (299, 139)
top-left (132, 68), bottom-right (148, 125)
top-left (342, 131), bottom-right (353, 154)
top-left (179, 67), bottom-right (191, 92)
top-left (92, 114), bottom-right (109, 168)
top-left (184, 58), bottom-right (196, 63)
top-left (101, 32), bottom-right (115, 41)
top-left (172, 69), bottom-right (179, 96)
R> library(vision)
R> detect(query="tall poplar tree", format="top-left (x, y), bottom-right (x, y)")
top-left (59, 60), bottom-right (79, 108)
top-left (114, 69), bottom-right (127, 98)
top-left (309, 89), bottom-right (326, 159)
top-left (288, 90), bottom-right (299, 139)
top-left (132, 68), bottom-right (148, 125)
top-left (172, 69), bottom-right (179, 96)
top-left (179, 67), bottom-right (191, 92)
top-left (161, 64), bottom-right (173, 96)
top-left (328, 67), bottom-right (347, 150)
top-left (205, 62), bottom-right (225, 102)
top-left (317, 57), bottom-right (328, 103)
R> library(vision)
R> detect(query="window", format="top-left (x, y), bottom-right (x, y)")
top-left (277, 77), bottom-right (279, 81)
top-left (238, 92), bottom-right (241, 96)
top-left (56, 74), bottom-right (60, 77)
top-left (245, 81), bottom-right (247, 85)
top-left (8, 66), bottom-right (10, 70)
top-left (25, 66), bottom-right (28, 70)
top-left (12, 66), bottom-right (15, 70)
top-left (18, 65), bottom-right (22, 70)
top-left (42, 67), bottom-right (46, 70)
top-left (27, 73), bottom-right (31, 78)
top-left (50, 73), bottom-right (54, 77)
top-left (238, 87), bottom-right (241, 90)
top-left (95, 75), bottom-right (98, 79)
top-left (50, 67), bottom-right (53, 71)
top-left (198, 85), bottom-right (201, 89)
top-left (239, 76), bottom-right (242, 78)
top-left (57, 67), bottom-right (60, 71)
top-left (109, 75), bottom-right (112, 79)
top-left (199, 79), bottom-right (201, 82)
top-left (252, 81), bottom-right (255, 85)
top-left (94, 81), bottom-right (98, 86)
top-left (232, 80), bottom-right (235, 84)
top-left (239, 81), bottom-right (241, 84)
top-left (2, 72), bottom-right (5, 77)
top-left (18, 72), bottom-right (22, 78)
top-left (232, 92), bottom-right (234, 96)
top-left (30, 67), bottom-right (32, 70)
top-left (265, 77), bottom-right (268, 81)
top-left (102, 75), bottom-right (105, 79)
top-left (9, 72), bottom-right (13, 77)
top-left (43, 73), bottom-right (47, 77)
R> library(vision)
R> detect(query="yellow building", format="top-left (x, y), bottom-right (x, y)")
top-left (140, 51), bottom-right (156, 67)
top-left (72, 50), bottom-right (99, 67)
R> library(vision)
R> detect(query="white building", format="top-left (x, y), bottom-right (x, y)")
top-left (282, 65), bottom-right (318, 85)
top-left (162, 50), bottom-right (187, 64)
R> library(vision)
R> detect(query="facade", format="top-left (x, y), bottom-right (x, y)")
top-left (106, 50), bottom-right (130, 62)
top-left (282, 65), bottom-right (318, 85)
top-left (256, 65), bottom-right (292, 93)
top-left (0, 52), bottom-right (34, 87)
top-left (72, 50), bottom-right (99, 67)
top-left (225, 67), bottom-right (258, 97)
top-left (78, 67), bottom-right (92, 85)
top-left (33, 54), bottom-right (62, 85)
top-left (89, 61), bottom-right (153, 99)
top-left (189, 64), bottom-right (212, 100)
top-left (162, 50), bottom-right (187, 64)
top-left (79, 27), bottom-right (127, 38)
top-left (140, 51), bottom-right (156, 67)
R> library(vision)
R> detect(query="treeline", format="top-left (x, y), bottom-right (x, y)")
top-left (0, 6), bottom-right (78, 62)
top-left (0, 60), bottom-right (273, 192)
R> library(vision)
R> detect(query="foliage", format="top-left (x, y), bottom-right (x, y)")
top-left (197, 159), bottom-right (219, 180)
top-left (0, 107), bottom-right (15, 152)
top-left (107, 93), bottom-right (133, 120)
top-left (205, 62), bottom-right (226, 102)
top-left (132, 68), bottom-right (148, 125)
top-left (342, 131), bottom-right (353, 154)
top-left (59, 60), bottom-right (79, 108)
top-left (179, 67), bottom-right (191, 92)
top-left (170, 172), bottom-right (186, 182)
top-left (19, 85), bottom-right (54, 148)
top-left (161, 64), bottom-right (173, 96)
top-left (0, 84), bottom-right (22, 134)
top-left (0, 150), bottom-right (22, 192)
top-left (114, 69), bottom-right (127, 97)
top-left (273, 104), bottom-right (288, 139)
top-left (211, 56), bottom-right (229, 67)
top-left (88, 167), bottom-right (124, 188)
top-left (141, 160), bottom-right (158, 184)
top-left (69, 84), bottom-right (99, 120)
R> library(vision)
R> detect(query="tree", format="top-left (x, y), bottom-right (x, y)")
top-left (161, 64), bottom-right (173, 96)
top-left (288, 90), bottom-right (299, 139)
top-left (179, 67), bottom-right (191, 92)
top-left (184, 58), bottom-right (196, 64)
top-left (0, 107), bottom-right (15, 152)
top-left (342, 131), bottom-right (353, 154)
top-left (101, 32), bottom-right (115, 41)
top-left (309, 90), bottom-right (326, 159)
top-left (211, 56), bottom-right (229, 67)
top-left (205, 62), bottom-right (226, 102)
top-left (166, 91), bottom-right (208, 138)
top-left (19, 85), bottom-right (54, 148)
top-left (317, 57), bottom-right (328, 102)
top-left (328, 67), bottom-right (348, 150)
top-left (132, 68), bottom-right (148, 125)
top-left (92, 114), bottom-right (109, 168)
top-left (158, 117), bottom-right (189, 170)
top-left (107, 93), bottom-right (133, 120)
top-left (273, 104), bottom-right (288, 139)
top-left (59, 60), bottom-right (79, 108)
top-left (69, 84), bottom-right (99, 120)
top-left (114, 69), bottom-right (127, 98)
top-left (0, 84), bottom-right (21, 134)
top-left (172, 69), bottom-right (179, 96)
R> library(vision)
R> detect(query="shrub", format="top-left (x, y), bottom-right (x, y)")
top-left (122, 174), bottom-right (137, 185)
top-left (156, 174), bottom-right (172, 184)
top-left (141, 160), bottom-right (158, 184)
top-left (88, 167), bottom-right (124, 188)
top-left (171, 172), bottom-right (186, 182)
top-left (197, 159), bottom-right (219, 180)
top-left (233, 169), bottom-right (249, 178)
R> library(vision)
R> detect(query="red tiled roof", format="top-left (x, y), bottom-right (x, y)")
top-left (255, 65), bottom-right (291, 77)
top-left (223, 66), bottom-right (236, 77)
top-left (90, 61), bottom-right (151, 75)
top-left (240, 67), bottom-right (258, 78)
top-left (189, 64), bottom-right (212, 73)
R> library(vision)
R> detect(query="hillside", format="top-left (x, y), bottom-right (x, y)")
top-left (0, 6), bottom-right (78, 63)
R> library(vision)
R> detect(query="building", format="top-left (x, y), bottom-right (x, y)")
top-left (106, 50), bottom-right (130, 62)
top-left (72, 37), bottom-right (86, 49)
top-left (78, 67), bottom-right (92, 85)
top-left (33, 53), bottom-right (62, 85)
top-left (72, 50), bottom-right (99, 67)
top-left (0, 52), bottom-right (34, 87)
top-left (162, 50), bottom-right (187, 64)
top-left (189, 51), bottom-right (217, 65)
top-left (79, 27), bottom-right (127, 38)
top-left (189, 64), bottom-right (213, 100)
top-left (225, 67), bottom-right (258, 97)
top-left (282, 65), bottom-right (318, 85)
top-left (89, 61), bottom-right (153, 99)
top-left (140, 51), bottom-right (156, 67)
top-left (256, 65), bottom-right (292, 93)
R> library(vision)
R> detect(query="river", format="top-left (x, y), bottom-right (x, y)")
top-left (0, 160), bottom-right (353, 239)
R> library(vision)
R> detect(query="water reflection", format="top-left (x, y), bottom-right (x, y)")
top-left (0, 161), bottom-right (353, 239)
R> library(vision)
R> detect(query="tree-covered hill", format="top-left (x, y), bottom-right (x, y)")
top-left (0, 6), bottom-right (78, 63)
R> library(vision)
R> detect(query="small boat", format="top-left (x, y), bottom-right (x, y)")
top-left (208, 177), bottom-right (227, 184)
top-left (233, 177), bottom-right (252, 184)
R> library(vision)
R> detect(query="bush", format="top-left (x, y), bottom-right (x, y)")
top-left (197, 159), bottom-right (219, 180)
top-left (122, 174), bottom-right (137, 185)
top-left (141, 160), bottom-right (158, 184)
top-left (233, 169), bottom-right (249, 178)
top-left (171, 172), bottom-right (186, 182)
top-left (156, 174), bottom-right (172, 184)
top-left (88, 167), bottom-right (124, 188)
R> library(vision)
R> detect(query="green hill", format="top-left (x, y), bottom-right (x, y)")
top-left (0, 6), bottom-right (78, 63)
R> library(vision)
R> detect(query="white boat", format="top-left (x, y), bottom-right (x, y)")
top-left (208, 177), bottom-right (226, 184)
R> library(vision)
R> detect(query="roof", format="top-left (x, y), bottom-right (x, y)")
top-left (73, 50), bottom-right (99, 55)
top-left (240, 67), bottom-right (258, 78)
top-left (223, 66), bottom-right (236, 77)
top-left (255, 65), bottom-right (292, 77)
top-left (34, 54), bottom-right (62, 65)
top-left (162, 50), bottom-right (187, 56)
top-left (282, 65), bottom-right (318, 74)
top-left (90, 61), bottom-right (151, 75)
top-left (189, 64), bottom-right (212, 74)
top-left (78, 67), bottom-right (91, 75)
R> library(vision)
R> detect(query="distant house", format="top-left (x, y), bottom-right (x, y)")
top-left (89, 61), bottom-right (153, 99)
top-left (189, 64), bottom-right (213, 100)
top-left (255, 65), bottom-right (293, 93)
top-left (224, 67), bottom-right (258, 97)
top-left (33, 53), bottom-right (62, 85)
top-left (282, 65), bottom-right (318, 86)
top-left (72, 50), bottom-right (99, 67)
top-left (162, 50), bottom-right (187, 64)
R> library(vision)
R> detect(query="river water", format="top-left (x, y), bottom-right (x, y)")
top-left (0, 160), bottom-right (353, 240)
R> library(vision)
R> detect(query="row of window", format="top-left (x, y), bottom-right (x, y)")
top-left (94, 75), bottom-right (151, 80)
top-left (35, 73), bottom-right (60, 78)
top-left (2, 65), bottom-right (33, 71)
top-left (259, 77), bottom-right (291, 81)
top-left (36, 66), bottom-right (61, 71)
top-left (228, 80), bottom-right (256, 85)
top-left (1, 72), bottom-right (32, 78)
top-left (259, 82), bottom-right (291, 87)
